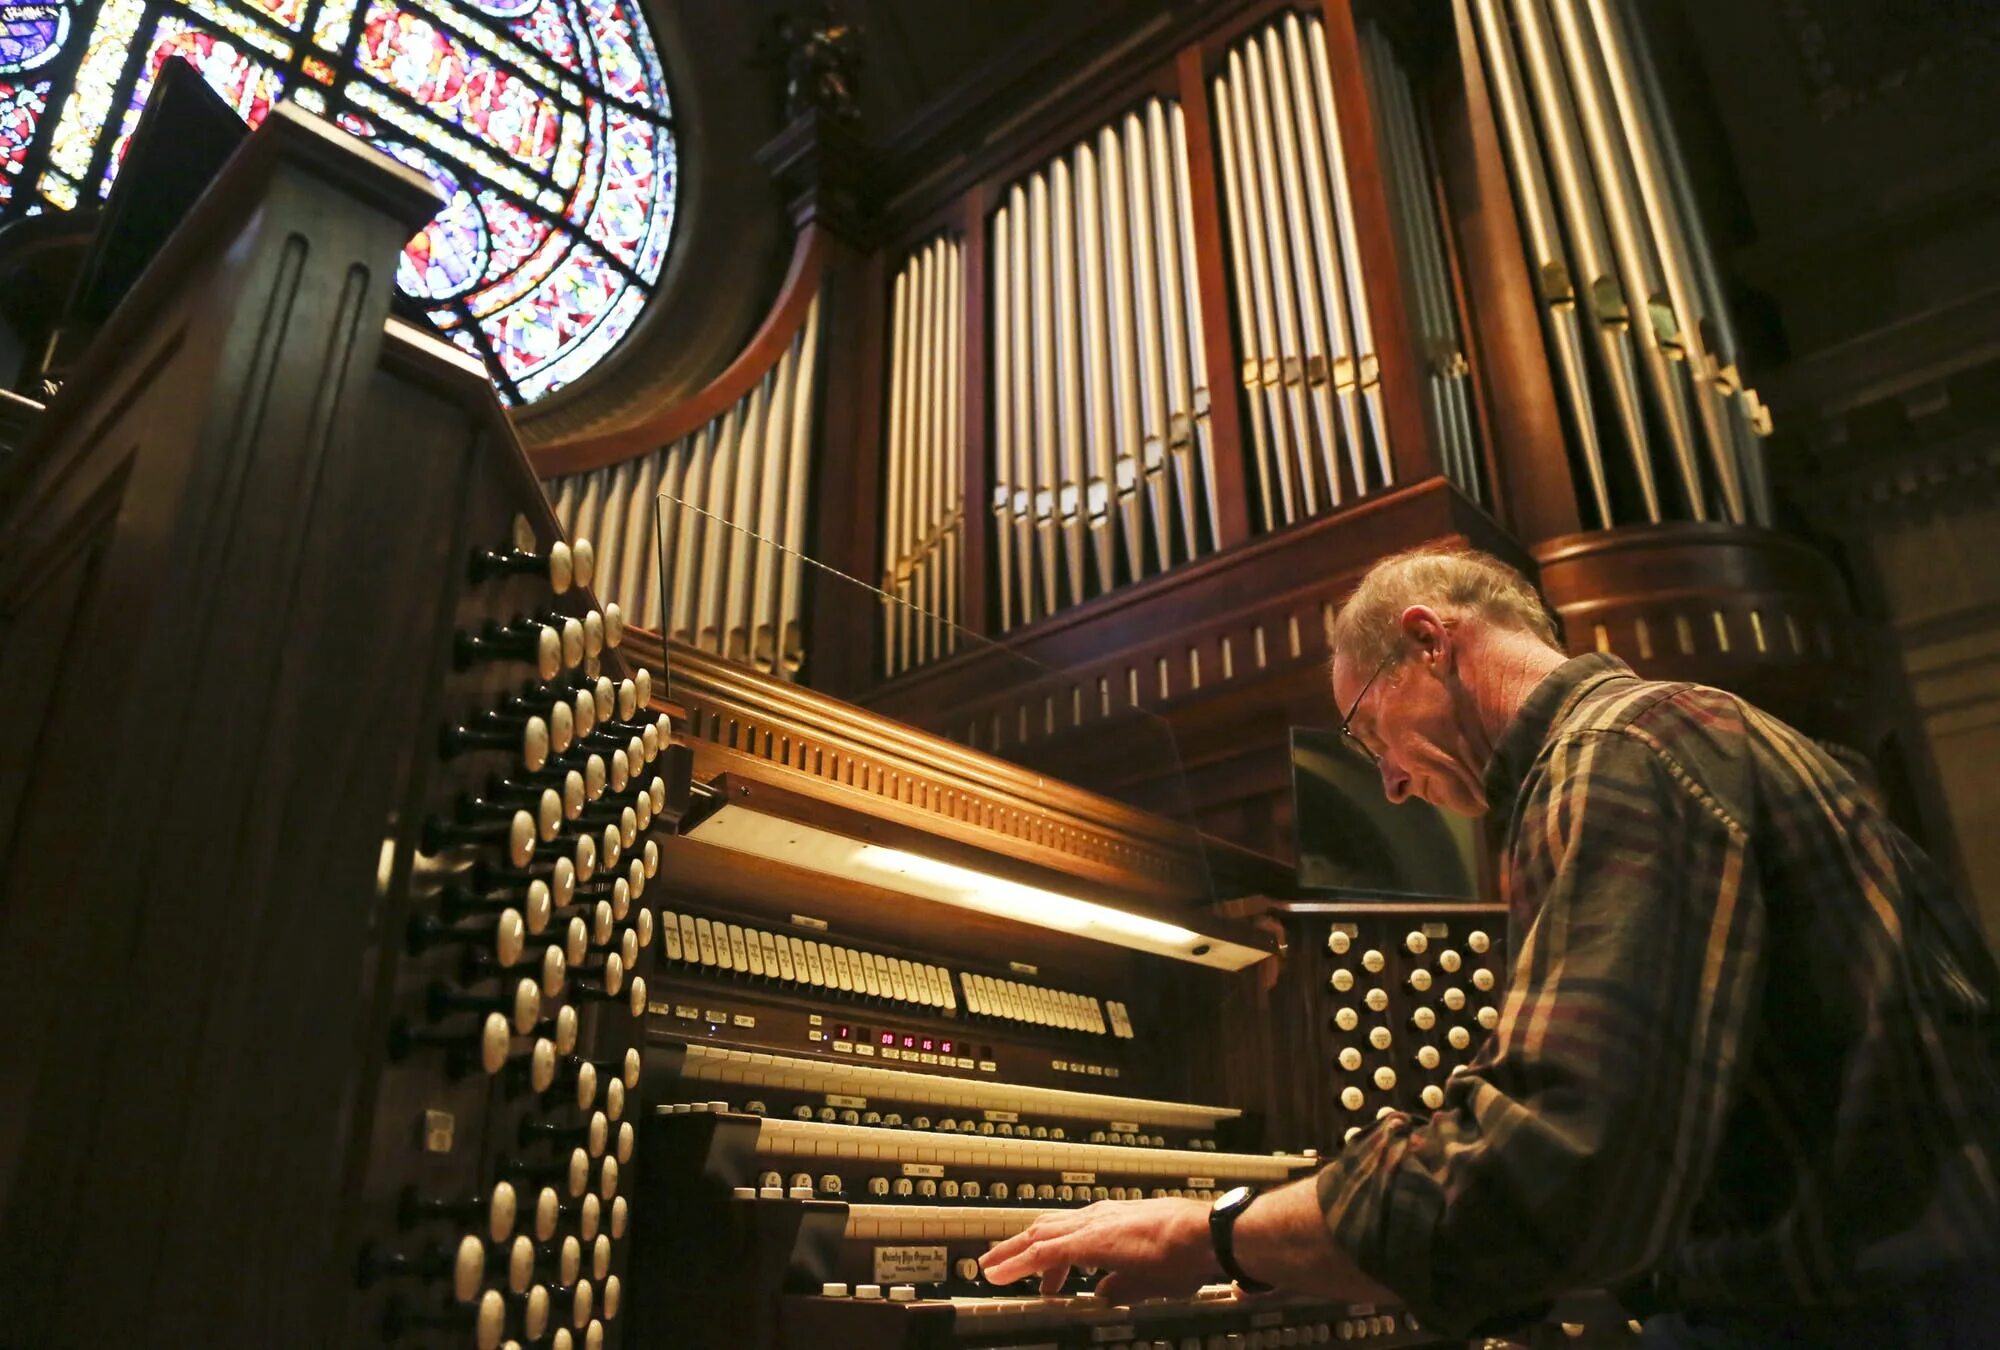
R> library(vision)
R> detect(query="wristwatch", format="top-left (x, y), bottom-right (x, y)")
top-left (1208, 1184), bottom-right (1275, 1292)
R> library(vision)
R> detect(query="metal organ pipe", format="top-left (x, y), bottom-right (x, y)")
top-left (1260, 24), bottom-right (1346, 509)
top-left (1279, 13), bottom-right (1367, 503)
top-left (1363, 25), bottom-right (1483, 505)
top-left (1469, 0), bottom-right (1616, 528)
top-left (1213, 75), bottom-right (1284, 533)
top-left (542, 288), bottom-right (825, 678)
top-left (1584, 0), bottom-right (1767, 523)
top-left (1549, 0), bottom-right (1739, 522)
top-left (1147, 100), bottom-right (1202, 557)
top-left (1304, 15), bottom-right (1391, 487)
top-left (1075, 141), bottom-right (1120, 594)
top-left (879, 235), bottom-right (970, 676)
top-left (1470, 0), bottom-right (1768, 528)
top-left (1503, 0), bottom-right (1672, 522)
top-left (1224, 51), bottom-right (1302, 527)
top-left (971, 98), bottom-right (1211, 645)
top-left (1215, 15), bottom-right (1397, 531)
top-left (991, 204), bottom-right (1018, 631)
top-left (1095, 126), bottom-right (1146, 590)
top-left (1168, 104), bottom-right (1224, 551)
top-left (1123, 111), bottom-right (1179, 567)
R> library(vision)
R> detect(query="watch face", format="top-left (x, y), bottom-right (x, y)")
top-left (1215, 1184), bottom-right (1255, 1212)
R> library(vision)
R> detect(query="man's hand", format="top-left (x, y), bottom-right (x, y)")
top-left (978, 1198), bottom-right (1224, 1305)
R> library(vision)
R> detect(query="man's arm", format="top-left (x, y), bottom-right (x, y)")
top-left (977, 1180), bottom-right (1398, 1306)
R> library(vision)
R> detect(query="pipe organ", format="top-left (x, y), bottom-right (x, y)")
top-left (1469, 0), bottom-right (1770, 529)
top-left (882, 234), bottom-right (967, 674)
top-left (986, 97), bottom-right (1219, 634)
top-left (545, 291), bottom-right (825, 679)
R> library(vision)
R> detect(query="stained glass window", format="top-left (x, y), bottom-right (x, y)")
top-left (0, 0), bottom-right (677, 404)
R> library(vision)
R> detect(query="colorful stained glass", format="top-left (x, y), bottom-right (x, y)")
top-left (378, 139), bottom-right (488, 299)
top-left (45, 0), bottom-right (146, 177)
top-left (0, 81), bottom-right (49, 201)
top-left (99, 18), bottom-right (283, 193)
top-left (3, 0), bottom-right (676, 404)
top-left (312, 0), bottom-right (362, 52)
top-left (509, 1), bottom-right (579, 75)
top-left (0, 2), bottom-right (69, 73)
top-left (245, 0), bottom-right (308, 29)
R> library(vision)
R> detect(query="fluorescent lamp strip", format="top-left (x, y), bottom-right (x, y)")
top-left (668, 1042), bottom-right (1239, 1131)
top-left (754, 1117), bottom-right (1310, 1184)
top-left (659, 909), bottom-right (958, 1013)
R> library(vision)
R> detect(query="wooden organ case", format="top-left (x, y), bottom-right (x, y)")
top-left (0, 109), bottom-right (684, 1346)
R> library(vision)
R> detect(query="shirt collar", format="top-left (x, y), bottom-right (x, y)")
top-left (1481, 652), bottom-right (1635, 821)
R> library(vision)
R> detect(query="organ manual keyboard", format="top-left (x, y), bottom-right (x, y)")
top-left (0, 105), bottom-right (683, 1346)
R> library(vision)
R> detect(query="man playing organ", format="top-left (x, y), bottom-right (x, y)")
top-left (983, 545), bottom-right (2000, 1347)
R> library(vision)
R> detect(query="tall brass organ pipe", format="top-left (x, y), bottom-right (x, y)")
top-left (1360, 23), bottom-right (1484, 506)
top-left (990, 97), bottom-right (1218, 634)
top-left (546, 292), bottom-right (824, 677)
top-left (1214, 12), bottom-right (1396, 534)
top-left (882, 235), bottom-right (967, 677)
top-left (1471, 0), bottom-right (1771, 527)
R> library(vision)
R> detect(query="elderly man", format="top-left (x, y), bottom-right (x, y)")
top-left (982, 545), bottom-right (2000, 1346)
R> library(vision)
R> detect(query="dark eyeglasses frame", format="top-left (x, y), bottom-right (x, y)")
top-left (1337, 651), bottom-right (1399, 766)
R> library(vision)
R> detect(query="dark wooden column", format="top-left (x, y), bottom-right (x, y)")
top-left (1175, 42), bottom-right (1255, 550)
top-left (763, 114), bottom-right (890, 697)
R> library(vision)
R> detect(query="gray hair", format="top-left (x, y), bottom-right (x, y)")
top-left (1331, 545), bottom-right (1561, 676)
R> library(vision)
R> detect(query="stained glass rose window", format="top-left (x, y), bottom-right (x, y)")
top-left (0, 0), bottom-right (677, 403)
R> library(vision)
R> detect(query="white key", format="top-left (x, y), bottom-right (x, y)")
top-left (661, 911), bottom-right (684, 962)
top-left (832, 947), bottom-right (855, 993)
top-left (727, 924), bottom-right (750, 972)
top-left (803, 941), bottom-right (826, 986)
top-left (694, 918), bottom-right (718, 967)
top-left (760, 930), bottom-right (782, 978)
top-left (777, 935), bottom-right (800, 983)
top-left (744, 929), bottom-right (766, 977)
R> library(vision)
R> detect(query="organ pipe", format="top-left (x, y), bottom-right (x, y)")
top-left (984, 97), bottom-right (1215, 640)
top-left (543, 291), bottom-right (825, 680)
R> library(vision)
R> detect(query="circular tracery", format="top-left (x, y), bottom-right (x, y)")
top-left (0, 0), bottom-right (677, 404)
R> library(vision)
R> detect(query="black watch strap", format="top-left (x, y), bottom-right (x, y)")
top-left (1208, 1185), bottom-right (1275, 1293)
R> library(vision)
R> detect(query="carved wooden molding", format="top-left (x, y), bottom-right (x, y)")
top-left (622, 630), bottom-right (1220, 899)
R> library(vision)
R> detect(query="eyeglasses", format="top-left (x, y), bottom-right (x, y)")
top-left (1337, 652), bottom-right (1398, 767)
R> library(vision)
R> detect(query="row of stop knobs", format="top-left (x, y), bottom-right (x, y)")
top-left (378, 532), bottom-right (658, 1348)
top-left (1325, 927), bottom-right (1500, 1126)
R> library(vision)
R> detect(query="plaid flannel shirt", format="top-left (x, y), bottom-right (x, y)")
top-left (1317, 654), bottom-right (2000, 1335)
